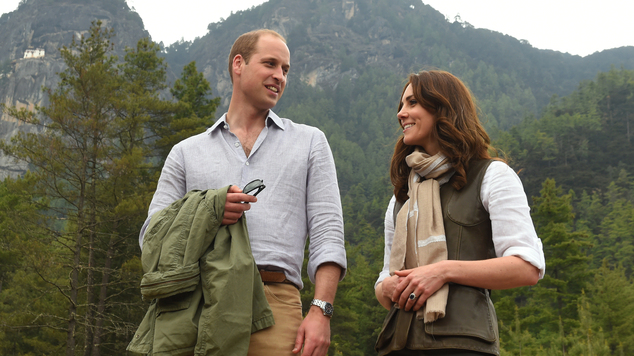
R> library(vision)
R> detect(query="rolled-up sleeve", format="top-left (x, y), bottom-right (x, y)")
top-left (482, 161), bottom-right (546, 278)
top-left (305, 131), bottom-right (347, 283)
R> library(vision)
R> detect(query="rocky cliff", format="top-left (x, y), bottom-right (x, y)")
top-left (0, 0), bottom-right (148, 178)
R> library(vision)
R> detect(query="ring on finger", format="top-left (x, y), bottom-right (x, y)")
top-left (409, 292), bottom-right (417, 300)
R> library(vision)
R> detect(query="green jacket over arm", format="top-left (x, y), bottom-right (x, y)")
top-left (127, 187), bottom-right (274, 356)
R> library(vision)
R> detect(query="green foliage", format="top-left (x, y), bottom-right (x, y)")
top-left (164, 61), bottom-right (219, 158)
top-left (141, 59), bottom-right (219, 163)
top-left (586, 262), bottom-right (634, 353)
top-left (493, 67), bottom-right (634, 200)
top-left (281, 69), bottom-right (397, 355)
top-left (567, 291), bottom-right (611, 356)
top-left (530, 180), bottom-right (591, 342)
top-left (499, 306), bottom-right (541, 355)
top-left (0, 175), bottom-right (67, 356)
top-left (486, 70), bottom-right (634, 355)
top-left (0, 21), bottom-right (174, 355)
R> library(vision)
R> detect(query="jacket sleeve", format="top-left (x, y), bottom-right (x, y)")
top-left (139, 188), bottom-right (228, 301)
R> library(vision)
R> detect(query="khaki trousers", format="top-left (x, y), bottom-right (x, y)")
top-left (247, 283), bottom-right (303, 356)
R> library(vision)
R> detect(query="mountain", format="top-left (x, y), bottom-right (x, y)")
top-left (168, 0), bottom-right (634, 129)
top-left (1, 0), bottom-right (634, 181)
top-left (0, 0), bottom-right (148, 177)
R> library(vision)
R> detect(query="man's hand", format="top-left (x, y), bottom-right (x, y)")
top-left (292, 307), bottom-right (330, 356)
top-left (293, 263), bottom-right (340, 356)
top-left (222, 185), bottom-right (257, 225)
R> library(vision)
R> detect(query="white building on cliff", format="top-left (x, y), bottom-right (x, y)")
top-left (23, 48), bottom-right (45, 59)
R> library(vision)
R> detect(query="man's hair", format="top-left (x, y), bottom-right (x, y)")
top-left (228, 29), bottom-right (286, 83)
top-left (390, 70), bottom-right (496, 203)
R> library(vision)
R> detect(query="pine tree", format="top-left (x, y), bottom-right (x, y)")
top-left (587, 261), bottom-right (634, 353)
top-left (149, 60), bottom-right (220, 162)
top-left (528, 179), bottom-right (591, 352)
top-left (0, 175), bottom-right (67, 355)
top-left (499, 306), bottom-right (541, 356)
top-left (0, 21), bottom-right (174, 355)
top-left (568, 291), bottom-right (611, 356)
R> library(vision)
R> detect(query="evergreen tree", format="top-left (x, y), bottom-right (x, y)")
top-left (568, 291), bottom-right (611, 356)
top-left (0, 22), bottom-right (171, 355)
top-left (587, 261), bottom-right (634, 353)
top-left (150, 60), bottom-right (219, 162)
top-left (528, 179), bottom-right (592, 352)
top-left (594, 171), bottom-right (634, 277)
top-left (0, 175), bottom-right (67, 355)
top-left (499, 306), bottom-right (541, 356)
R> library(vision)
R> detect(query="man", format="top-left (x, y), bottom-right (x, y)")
top-left (140, 29), bottom-right (346, 356)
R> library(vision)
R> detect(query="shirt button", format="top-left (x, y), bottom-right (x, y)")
top-left (245, 161), bottom-right (250, 166)
top-left (234, 142), bottom-right (240, 147)
top-left (224, 124), bottom-right (228, 129)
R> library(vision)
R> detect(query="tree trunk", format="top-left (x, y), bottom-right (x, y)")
top-left (84, 157), bottom-right (98, 356)
top-left (67, 159), bottom-right (89, 356)
top-left (83, 228), bottom-right (96, 356)
top-left (91, 231), bottom-right (117, 356)
top-left (66, 212), bottom-right (84, 356)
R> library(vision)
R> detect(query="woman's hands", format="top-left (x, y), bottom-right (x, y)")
top-left (375, 257), bottom-right (541, 311)
top-left (376, 262), bottom-right (447, 312)
top-left (393, 263), bottom-right (447, 312)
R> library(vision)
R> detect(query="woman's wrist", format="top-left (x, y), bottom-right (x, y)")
top-left (429, 260), bottom-right (452, 286)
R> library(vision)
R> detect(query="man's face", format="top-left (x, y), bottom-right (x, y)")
top-left (236, 34), bottom-right (291, 111)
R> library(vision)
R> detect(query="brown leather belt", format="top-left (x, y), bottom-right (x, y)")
top-left (259, 270), bottom-right (299, 290)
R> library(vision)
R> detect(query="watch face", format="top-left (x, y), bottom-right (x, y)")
top-left (324, 303), bottom-right (334, 316)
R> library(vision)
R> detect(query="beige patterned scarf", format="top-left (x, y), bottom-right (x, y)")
top-left (389, 148), bottom-right (453, 323)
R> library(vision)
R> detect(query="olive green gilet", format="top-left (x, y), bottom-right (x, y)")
top-left (380, 159), bottom-right (499, 355)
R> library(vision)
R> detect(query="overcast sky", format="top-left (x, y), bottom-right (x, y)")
top-left (2, 0), bottom-right (633, 57)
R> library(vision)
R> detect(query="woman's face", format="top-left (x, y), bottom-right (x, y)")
top-left (397, 84), bottom-right (440, 155)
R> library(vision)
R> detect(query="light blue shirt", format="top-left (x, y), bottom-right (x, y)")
top-left (142, 111), bottom-right (346, 289)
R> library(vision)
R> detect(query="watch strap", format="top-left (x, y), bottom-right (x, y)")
top-left (310, 298), bottom-right (333, 317)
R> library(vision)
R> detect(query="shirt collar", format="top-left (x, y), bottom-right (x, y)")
top-left (208, 110), bottom-right (285, 134)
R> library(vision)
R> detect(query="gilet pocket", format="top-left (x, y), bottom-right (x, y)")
top-left (424, 283), bottom-right (498, 342)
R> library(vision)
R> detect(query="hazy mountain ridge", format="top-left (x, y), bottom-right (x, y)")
top-left (1, 0), bottom-right (634, 178)
top-left (168, 0), bottom-right (634, 126)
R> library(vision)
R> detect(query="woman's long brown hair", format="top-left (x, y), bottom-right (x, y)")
top-left (390, 70), bottom-right (494, 203)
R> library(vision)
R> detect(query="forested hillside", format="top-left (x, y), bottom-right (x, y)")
top-left (496, 68), bottom-right (634, 199)
top-left (167, 0), bottom-right (634, 132)
top-left (0, 0), bottom-right (633, 355)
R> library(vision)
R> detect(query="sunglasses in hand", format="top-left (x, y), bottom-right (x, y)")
top-left (243, 179), bottom-right (266, 197)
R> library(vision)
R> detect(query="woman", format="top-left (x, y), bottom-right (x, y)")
top-left (374, 70), bottom-right (545, 356)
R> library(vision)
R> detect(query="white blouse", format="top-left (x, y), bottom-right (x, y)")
top-left (375, 161), bottom-right (546, 288)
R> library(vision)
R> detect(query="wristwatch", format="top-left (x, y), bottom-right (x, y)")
top-left (310, 299), bottom-right (334, 317)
